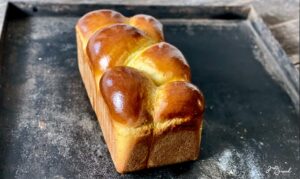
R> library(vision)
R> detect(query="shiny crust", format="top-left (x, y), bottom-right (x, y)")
top-left (100, 66), bottom-right (155, 127)
top-left (87, 24), bottom-right (154, 75)
top-left (127, 42), bottom-right (191, 85)
top-left (100, 67), bottom-right (203, 126)
top-left (76, 9), bottom-right (205, 173)
top-left (154, 81), bottom-right (204, 122)
top-left (77, 10), bottom-right (126, 45)
top-left (77, 9), bottom-right (163, 46)
top-left (129, 14), bottom-right (164, 42)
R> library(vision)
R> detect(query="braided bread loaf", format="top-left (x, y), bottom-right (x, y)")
top-left (76, 10), bottom-right (205, 173)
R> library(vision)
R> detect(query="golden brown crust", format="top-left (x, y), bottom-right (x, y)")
top-left (127, 42), bottom-right (191, 85)
top-left (77, 10), bottom-right (126, 43)
top-left (87, 24), bottom-right (154, 76)
top-left (100, 66), bottom-right (154, 127)
top-left (76, 9), bottom-right (205, 173)
top-left (129, 14), bottom-right (164, 42)
top-left (76, 10), bottom-right (163, 47)
top-left (154, 81), bottom-right (204, 122)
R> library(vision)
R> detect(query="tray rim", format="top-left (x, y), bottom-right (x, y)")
top-left (0, 1), bottom-right (299, 112)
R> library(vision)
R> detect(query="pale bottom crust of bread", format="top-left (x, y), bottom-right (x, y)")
top-left (76, 32), bottom-right (203, 173)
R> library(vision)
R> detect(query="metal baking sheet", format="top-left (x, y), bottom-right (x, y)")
top-left (0, 2), bottom-right (299, 179)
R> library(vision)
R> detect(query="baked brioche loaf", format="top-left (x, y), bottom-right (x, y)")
top-left (76, 9), bottom-right (205, 173)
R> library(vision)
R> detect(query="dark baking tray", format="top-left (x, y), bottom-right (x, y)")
top-left (0, 2), bottom-right (299, 179)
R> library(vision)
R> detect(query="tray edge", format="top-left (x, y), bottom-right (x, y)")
top-left (247, 6), bottom-right (299, 113)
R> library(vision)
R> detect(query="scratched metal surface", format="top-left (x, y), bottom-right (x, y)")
top-left (0, 3), bottom-right (299, 179)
